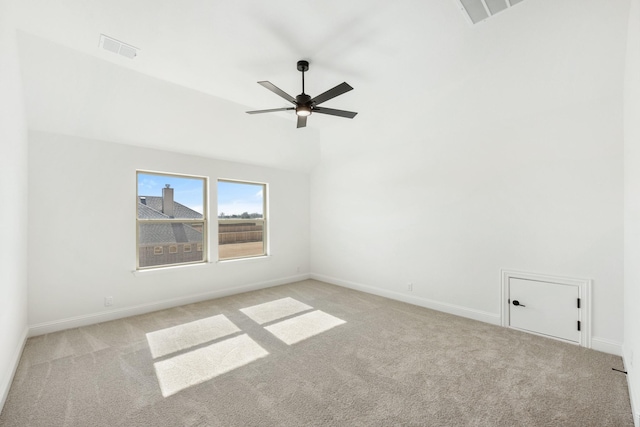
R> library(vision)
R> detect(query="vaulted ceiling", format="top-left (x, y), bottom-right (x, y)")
top-left (12, 0), bottom-right (631, 172)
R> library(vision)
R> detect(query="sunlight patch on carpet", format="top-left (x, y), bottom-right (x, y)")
top-left (264, 310), bottom-right (346, 345)
top-left (154, 334), bottom-right (269, 397)
top-left (146, 314), bottom-right (240, 359)
top-left (240, 297), bottom-right (313, 325)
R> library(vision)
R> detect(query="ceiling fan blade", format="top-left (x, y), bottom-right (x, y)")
top-left (313, 107), bottom-right (358, 119)
top-left (258, 81), bottom-right (297, 104)
top-left (297, 115), bottom-right (307, 128)
top-left (310, 82), bottom-right (353, 106)
top-left (246, 107), bottom-right (295, 114)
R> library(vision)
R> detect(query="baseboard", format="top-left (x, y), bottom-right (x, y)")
top-left (629, 370), bottom-right (640, 427)
top-left (0, 326), bottom-right (28, 414)
top-left (29, 273), bottom-right (311, 337)
top-left (311, 273), bottom-right (501, 326)
top-left (624, 350), bottom-right (640, 427)
top-left (591, 337), bottom-right (623, 356)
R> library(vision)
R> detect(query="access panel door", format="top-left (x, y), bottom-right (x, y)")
top-left (508, 278), bottom-right (580, 343)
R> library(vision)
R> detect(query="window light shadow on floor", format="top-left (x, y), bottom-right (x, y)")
top-left (146, 314), bottom-right (240, 359)
top-left (153, 334), bottom-right (269, 397)
top-left (146, 297), bottom-right (345, 397)
top-left (264, 310), bottom-right (346, 345)
top-left (241, 297), bottom-right (346, 345)
top-left (239, 296), bottom-right (313, 325)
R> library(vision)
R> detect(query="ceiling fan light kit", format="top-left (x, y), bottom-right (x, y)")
top-left (247, 60), bottom-right (357, 128)
top-left (296, 105), bottom-right (311, 117)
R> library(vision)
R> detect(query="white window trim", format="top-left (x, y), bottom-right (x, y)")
top-left (136, 170), bottom-right (209, 270)
top-left (217, 179), bottom-right (268, 262)
top-left (132, 261), bottom-right (213, 276)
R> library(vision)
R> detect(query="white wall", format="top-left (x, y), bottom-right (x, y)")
top-left (28, 132), bottom-right (310, 333)
top-left (17, 32), bottom-right (321, 175)
top-left (0, 0), bottom-right (29, 412)
top-left (311, 95), bottom-right (624, 347)
top-left (624, 0), bottom-right (640, 423)
top-left (310, 0), bottom-right (627, 354)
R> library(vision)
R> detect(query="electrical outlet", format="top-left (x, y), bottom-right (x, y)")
top-left (104, 296), bottom-right (113, 307)
top-left (407, 282), bottom-right (413, 291)
top-left (296, 266), bottom-right (300, 273)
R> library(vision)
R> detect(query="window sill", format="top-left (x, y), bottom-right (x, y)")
top-left (132, 261), bottom-right (212, 276)
top-left (217, 255), bottom-right (271, 264)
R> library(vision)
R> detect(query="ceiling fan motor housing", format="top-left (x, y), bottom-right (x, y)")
top-left (296, 93), bottom-right (311, 105)
top-left (295, 93), bottom-right (312, 116)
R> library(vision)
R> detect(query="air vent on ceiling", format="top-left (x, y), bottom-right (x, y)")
top-left (455, 0), bottom-right (525, 25)
top-left (99, 34), bottom-right (139, 59)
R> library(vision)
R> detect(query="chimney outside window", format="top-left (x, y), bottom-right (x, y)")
top-left (162, 184), bottom-right (175, 218)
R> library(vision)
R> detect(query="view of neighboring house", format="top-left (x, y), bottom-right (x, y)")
top-left (138, 184), bottom-right (266, 266)
top-left (137, 186), bottom-right (204, 268)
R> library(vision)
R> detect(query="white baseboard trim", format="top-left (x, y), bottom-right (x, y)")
top-left (29, 273), bottom-right (310, 337)
top-left (0, 326), bottom-right (28, 414)
top-left (311, 273), bottom-right (501, 326)
top-left (627, 384), bottom-right (640, 427)
top-left (591, 337), bottom-right (623, 356)
top-left (629, 371), bottom-right (640, 427)
top-left (624, 349), bottom-right (640, 427)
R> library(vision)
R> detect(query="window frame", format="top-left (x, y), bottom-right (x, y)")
top-left (217, 179), bottom-right (268, 262)
top-left (136, 170), bottom-right (208, 270)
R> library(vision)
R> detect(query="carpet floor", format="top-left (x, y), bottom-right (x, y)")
top-left (0, 279), bottom-right (633, 426)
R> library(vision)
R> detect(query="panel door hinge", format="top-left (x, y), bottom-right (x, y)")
top-left (577, 321), bottom-right (581, 331)
top-left (577, 298), bottom-right (581, 309)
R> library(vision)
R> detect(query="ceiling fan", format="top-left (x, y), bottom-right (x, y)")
top-left (246, 60), bottom-right (357, 128)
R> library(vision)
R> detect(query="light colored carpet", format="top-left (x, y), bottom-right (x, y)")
top-left (0, 279), bottom-right (633, 426)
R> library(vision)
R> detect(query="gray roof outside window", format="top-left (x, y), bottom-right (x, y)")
top-left (138, 196), bottom-right (204, 245)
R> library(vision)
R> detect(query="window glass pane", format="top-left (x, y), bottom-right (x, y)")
top-left (217, 181), bottom-right (264, 219)
top-left (137, 172), bottom-right (207, 269)
top-left (218, 220), bottom-right (264, 259)
top-left (138, 222), bottom-right (205, 268)
top-left (138, 173), bottom-right (204, 220)
top-left (218, 181), bottom-right (266, 260)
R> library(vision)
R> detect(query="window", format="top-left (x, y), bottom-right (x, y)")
top-left (184, 244), bottom-right (192, 253)
top-left (218, 180), bottom-right (266, 260)
top-left (137, 171), bottom-right (207, 269)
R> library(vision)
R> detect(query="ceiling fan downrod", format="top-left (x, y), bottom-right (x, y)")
top-left (297, 60), bottom-right (309, 95)
top-left (295, 60), bottom-right (312, 117)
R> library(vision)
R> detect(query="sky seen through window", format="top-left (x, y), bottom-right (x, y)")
top-left (137, 174), bottom-right (264, 217)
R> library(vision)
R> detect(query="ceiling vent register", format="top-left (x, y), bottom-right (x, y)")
top-left (456, 0), bottom-right (525, 24)
top-left (99, 34), bottom-right (139, 59)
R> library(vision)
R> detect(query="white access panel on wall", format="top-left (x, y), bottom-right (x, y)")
top-left (509, 278), bottom-right (579, 342)
top-left (501, 270), bottom-right (591, 347)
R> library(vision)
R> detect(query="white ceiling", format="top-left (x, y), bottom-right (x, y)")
top-left (11, 0), bottom-right (631, 172)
